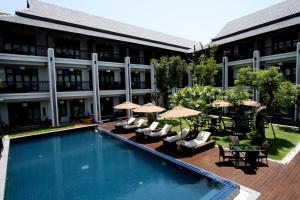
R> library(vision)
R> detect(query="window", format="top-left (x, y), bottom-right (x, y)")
top-left (56, 69), bottom-right (82, 91)
top-left (58, 100), bottom-right (68, 117)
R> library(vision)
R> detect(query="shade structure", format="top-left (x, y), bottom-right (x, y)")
top-left (159, 106), bottom-right (200, 132)
top-left (133, 103), bottom-right (165, 113)
top-left (242, 99), bottom-right (260, 107)
top-left (113, 101), bottom-right (140, 110)
top-left (211, 100), bottom-right (232, 108)
top-left (159, 106), bottom-right (200, 118)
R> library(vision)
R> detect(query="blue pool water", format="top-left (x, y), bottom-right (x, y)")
top-left (5, 129), bottom-right (237, 200)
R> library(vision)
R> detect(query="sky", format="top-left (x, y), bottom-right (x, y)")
top-left (2, 0), bottom-right (283, 44)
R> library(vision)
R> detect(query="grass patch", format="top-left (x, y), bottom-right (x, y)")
top-left (5, 124), bottom-right (76, 138)
top-left (158, 118), bottom-right (300, 160)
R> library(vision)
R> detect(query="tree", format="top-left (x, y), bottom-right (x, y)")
top-left (193, 45), bottom-right (219, 86)
top-left (220, 86), bottom-right (250, 108)
top-left (151, 56), bottom-right (188, 108)
top-left (235, 66), bottom-right (284, 142)
top-left (169, 85), bottom-right (220, 131)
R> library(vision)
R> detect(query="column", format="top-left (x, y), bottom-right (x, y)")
top-left (295, 43), bottom-right (300, 121)
top-left (187, 71), bottom-right (192, 87)
top-left (92, 53), bottom-right (101, 123)
top-left (47, 48), bottom-right (59, 127)
top-left (150, 64), bottom-right (155, 93)
top-left (253, 50), bottom-right (260, 102)
top-left (222, 56), bottom-right (228, 91)
top-left (125, 57), bottom-right (132, 117)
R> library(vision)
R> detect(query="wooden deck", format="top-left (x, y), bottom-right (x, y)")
top-left (100, 122), bottom-right (300, 200)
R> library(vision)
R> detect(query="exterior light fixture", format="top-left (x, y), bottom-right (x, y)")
top-left (79, 99), bottom-right (84, 103)
top-left (59, 100), bottom-right (64, 104)
top-left (22, 102), bottom-right (28, 107)
top-left (106, 69), bottom-right (111, 73)
top-left (20, 66), bottom-right (26, 70)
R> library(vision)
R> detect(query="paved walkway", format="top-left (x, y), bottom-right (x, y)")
top-left (100, 122), bottom-right (300, 200)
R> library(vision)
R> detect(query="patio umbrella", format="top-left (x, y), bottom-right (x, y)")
top-left (242, 99), bottom-right (260, 107)
top-left (159, 106), bottom-right (201, 132)
top-left (133, 103), bottom-right (165, 113)
top-left (211, 100), bottom-right (232, 108)
top-left (113, 101), bottom-right (140, 110)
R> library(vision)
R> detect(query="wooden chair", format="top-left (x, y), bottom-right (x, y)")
top-left (218, 144), bottom-right (237, 162)
top-left (257, 141), bottom-right (271, 166)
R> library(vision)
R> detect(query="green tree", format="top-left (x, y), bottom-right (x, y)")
top-left (220, 86), bottom-right (250, 108)
top-left (194, 56), bottom-right (218, 86)
top-left (235, 66), bottom-right (284, 142)
top-left (169, 85), bottom-right (220, 131)
top-left (151, 56), bottom-right (188, 108)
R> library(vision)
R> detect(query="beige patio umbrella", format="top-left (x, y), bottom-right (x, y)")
top-left (113, 101), bottom-right (140, 110)
top-left (133, 103), bottom-right (165, 113)
top-left (159, 106), bottom-right (201, 131)
top-left (211, 100), bottom-right (232, 108)
top-left (242, 99), bottom-right (260, 107)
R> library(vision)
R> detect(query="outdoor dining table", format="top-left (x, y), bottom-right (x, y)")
top-left (231, 144), bottom-right (259, 168)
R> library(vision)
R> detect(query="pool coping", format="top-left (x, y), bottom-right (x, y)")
top-left (100, 128), bottom-right (240, 200)
top-left (10, 124), bottom-right (98, 140)
top-left (0, 136), bottom-right (10, 200)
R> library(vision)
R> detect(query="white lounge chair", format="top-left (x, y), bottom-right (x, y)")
top-left (135, 121), bottom-right (159, 135)
top-left (163, 128), bottom-right (190, 143)
top-left (180, 131), bottom-right (211, 148)
top-left (122, 119), bottom-right (145, 131)
top-left (115, 117), bottom-right (136, 129)
top-left (146, 124), bottom-right (172, 138)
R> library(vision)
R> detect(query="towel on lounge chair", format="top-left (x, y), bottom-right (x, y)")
top-left (163, 128), bottom-right (190, 143)
top-left (136, 121), bottom-right (159, 135)
top-left (180, 131), bottom-right (211, 148)
top-left (115, 117), bottom-right (136, 127)
top-left (122, 119), bottom-right (145, 130)
top-left (146, 124), bottom-right (172, 137)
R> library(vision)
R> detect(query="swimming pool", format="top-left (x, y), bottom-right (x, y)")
top-left (5, 128), bottom-right (239, 200)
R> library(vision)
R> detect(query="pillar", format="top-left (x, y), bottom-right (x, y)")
top-left (92, 53), bottom-right (101, 123)
top-left (253, 50), bottom-right (260, 102)
top-left (187, 71), bottom-right (193, 87)
top-left (125, 57), bottom-right (132, 117)
top-left (47, 48), bottom-right (59, 127)
top-left (150, 64), bottom-right (155, 93)
top-left (295, 43), bottom-right (300, 121)
top-left (222, 56), bottom-right (228, 91)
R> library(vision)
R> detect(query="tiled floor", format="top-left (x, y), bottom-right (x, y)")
top-left (100, 122), bottom-right (300, 200)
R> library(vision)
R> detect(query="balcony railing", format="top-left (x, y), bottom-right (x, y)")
top-left (131, 81), bottom-right (151, 89)
top-left (56, 81), bottom-right (91, 92)
top-left (0, 81), bottom-right (49, 93)
top-left (99, 82), bottom-right (125, 90)
top-left (130, 57), bottom-right (146, 65)
top-left (98, 52), bottom-right (122, 63)
top-left (261, 41), bottom-right (297, 56)
top-left (54, 47), bottom-right (89, 60)
top-left (0, 42), bottom-right (47, 56)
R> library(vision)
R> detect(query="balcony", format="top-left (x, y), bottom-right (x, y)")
top-left (0, 81), bottom-right (49, 93)
top-left (261, 41), bottom-right (297, 56)
top-left (131, 81), bottom-right (151, 89)
top-left (99, 82), bottom-right (125, 90)
top-left (0, 42), bottom-right (47, 56)
top-left (54, 47), bottom-right (89, 60)
top-left (98, 52), bottom-right (122, 63)
top-left (56, 81), bottom-right (91, 92)
top-left (131, 57), bottom-right (146, 65)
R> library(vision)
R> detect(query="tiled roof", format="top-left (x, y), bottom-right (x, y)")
top-left (213, 0), bottom-right (300, 42)
top-left (10, 0), bottom-right (198, 52)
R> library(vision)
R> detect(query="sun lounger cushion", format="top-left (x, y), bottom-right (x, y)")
top-left (123, 119), bottom-right (145, 130)
top-left (180, 131), bottom-right (211, 148)
top-left (163, 128), bottom-right (189, 142)
top-left (115, 117), bottom-right (136, 127)
top-left (136, 121), bottom-right (159, 134)
top-left (147, 124), bottom-right (172, 137)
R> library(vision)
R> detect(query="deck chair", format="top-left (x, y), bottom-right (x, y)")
top-left (146, 124), bottom-right (172, 138)
top-left (135, 121), bottom-right (159, 136)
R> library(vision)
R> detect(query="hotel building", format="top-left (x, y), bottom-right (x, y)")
top-left (0, 0), bottom-right (197, 127)
top-left (1, 0), bottom-right (300, 128)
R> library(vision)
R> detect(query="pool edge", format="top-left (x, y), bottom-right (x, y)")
top-left (0, 136), bottom-right (10, 200)
top-left (100, 128), bottom-right (240, 200)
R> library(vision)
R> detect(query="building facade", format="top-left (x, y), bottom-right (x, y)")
top-left (210, 0), bottom-right (300, 123)
top-left (0, 0), bottom-right (197, 127)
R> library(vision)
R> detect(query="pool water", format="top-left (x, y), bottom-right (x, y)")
top-left (5, 129), bottom-right (233, 200)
